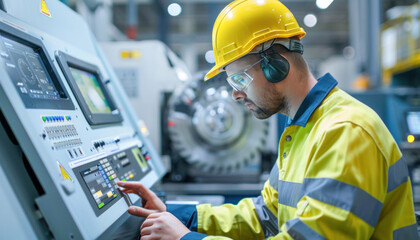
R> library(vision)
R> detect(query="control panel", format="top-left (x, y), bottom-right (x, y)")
top-left (0, 1), bottom-right (166, 239)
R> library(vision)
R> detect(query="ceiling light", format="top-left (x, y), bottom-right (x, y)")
top-left (205, 50), bottom-right (215, 64)
top-left (168, 3), bottom-right (182, 17)
top-left (303, 14), bottom-right (317, 28)
top-left (316, 0), bottom-right (334, 10)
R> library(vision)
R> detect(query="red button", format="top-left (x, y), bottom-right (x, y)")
top-left (145, 156), bottom-right (151, 161)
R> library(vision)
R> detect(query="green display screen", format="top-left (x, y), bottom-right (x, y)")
top-left (69, 67), bottom-right (111, 114)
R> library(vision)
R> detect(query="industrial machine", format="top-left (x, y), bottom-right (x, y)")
top-left (0, 0), bottom-right (165, 239)
top-left (164, 72), bottom-right (271, 183)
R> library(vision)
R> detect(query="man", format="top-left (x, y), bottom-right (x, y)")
top-left (117, 0), bottom-right (418, 239)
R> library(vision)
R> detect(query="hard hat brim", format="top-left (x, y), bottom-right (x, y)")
top-left (204, 64), bottom-right (222, 81)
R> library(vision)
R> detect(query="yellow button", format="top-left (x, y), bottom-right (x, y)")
top-left (408, 135), bottom-right (415, 143)
top-left (129, 173), bottom-right (134, 179)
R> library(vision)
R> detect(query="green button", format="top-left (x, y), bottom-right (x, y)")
top-left (66, 116), bottom-right (69, 121)
top-left (113, 194), bottom-right (117, 198)
top-left (98, 202), bottom-right (105, 208)
top-left (122, 178), bottom-right (126, 181)
top-left (42, 116), bottom-right (46, 122)
top-left (109, 176), bottom-right (113, 180)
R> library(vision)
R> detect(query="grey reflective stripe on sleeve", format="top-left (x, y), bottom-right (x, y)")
top-left (393, 224), bottom-right (419, 240)
top-left (285, 218), bottom-right (327, 240)
top-left (278, 181), bottom-right (303, 207)
top-left (252, 196), bottom-right (279, 238)
top-left (302, 178), bottom-right (383, 227)
top-left (388, 157), bottom-right (409, 193)
top-left (269, 163), bottom-right (279, 190)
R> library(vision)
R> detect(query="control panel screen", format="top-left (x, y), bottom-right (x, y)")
top-left (56, 51), bottom-right (122, 125)
top-left (80, 164), bottom-right (117, 209)
top-left (73, 145), bottom-right (152, 216)
top-left (407, 111), bottom-right (420, 135)
top-left (0, 30), bottom-right (73, 109)
top-left (69, 67), bottom-right (112, 114)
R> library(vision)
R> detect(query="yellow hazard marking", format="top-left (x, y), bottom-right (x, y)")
top-left (40, 0), bottom-right (52, 18)
top-left (57, 162), bottom-right (72, 181)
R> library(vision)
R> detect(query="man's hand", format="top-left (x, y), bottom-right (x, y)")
top-left (116, 181), bottom-right (166, 217)
top-left (140, 212), bottom-right (191, 240)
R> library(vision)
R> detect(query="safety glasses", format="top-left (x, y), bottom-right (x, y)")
top-left (226, 58), bottom-right (263, 92)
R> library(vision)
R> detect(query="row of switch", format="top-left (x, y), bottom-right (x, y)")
top-left (67, 147), bottom-right (84, 159)
top-left (94, 141), bottom-right (106, 148)
top-left (54, 138), bottom-right (82, 150)
top-left (93, 137), bottom-right (121, 149)
top-left (42, 115), bottom-right (71, 122)
top-left (45, 125), bottom-right (78, 139)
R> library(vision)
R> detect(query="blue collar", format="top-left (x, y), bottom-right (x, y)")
top-left (287, 73), bottom-right (338, 127)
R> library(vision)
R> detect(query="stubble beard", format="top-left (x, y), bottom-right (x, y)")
top-left (246, 91), bottom-right (290, 120)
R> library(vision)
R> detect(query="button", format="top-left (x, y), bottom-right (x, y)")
top-left (283, 152), bottom-right (287, 158)
top-left (42, 116), bottom-right (46, 122)
top-left (279, 169), bottom-right (286, 179)
top-left (61, 179), bottom-right (75, 195)
top-left (286, 135), bottom-right (292, 142)
top-left (145, 156), bottom-right (151, 161)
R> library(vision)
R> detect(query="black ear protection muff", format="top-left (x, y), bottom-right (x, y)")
top-left (259, 39), bottom-right (304, 83)
top-left (260, 50), bottom-right (290, 83)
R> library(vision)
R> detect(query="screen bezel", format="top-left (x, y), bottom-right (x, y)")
top-left (0, 22), bottom-right (74, 110)
top-left (55, 51), bottom-right (122, 125)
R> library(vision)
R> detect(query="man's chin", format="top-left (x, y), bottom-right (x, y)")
top-left (252, 111), bottom-right (271, 120)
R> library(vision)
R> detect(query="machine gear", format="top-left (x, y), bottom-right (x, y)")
top-left (166, 72), bottom-right (269, 178)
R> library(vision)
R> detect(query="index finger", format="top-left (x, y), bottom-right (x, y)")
top-left (116, 181), bottom-right (152, 198)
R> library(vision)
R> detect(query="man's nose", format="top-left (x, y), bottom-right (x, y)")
top-left (232, 89), bottom-right (246, 101)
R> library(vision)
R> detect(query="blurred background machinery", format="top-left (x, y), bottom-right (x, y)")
top-left (164, 72), bottom-right (270, 183)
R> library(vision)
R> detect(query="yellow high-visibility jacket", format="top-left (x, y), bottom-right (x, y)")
top-left (171, 73), bottom-right (417, 240)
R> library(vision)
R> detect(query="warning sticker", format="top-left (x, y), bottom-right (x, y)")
top-left (57, 161), bottom-right (72, 181)
top-left (40, 0), bottom-right (52, 18)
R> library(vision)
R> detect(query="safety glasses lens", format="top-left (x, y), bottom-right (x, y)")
top-left (227, 73), bottom-right (251, 91)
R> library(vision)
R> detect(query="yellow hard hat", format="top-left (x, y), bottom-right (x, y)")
top-left (205, 0), bottom-right (306, 81)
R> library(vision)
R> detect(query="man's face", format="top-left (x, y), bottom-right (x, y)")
top-left (225, 55), bottom-right (290, 119)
